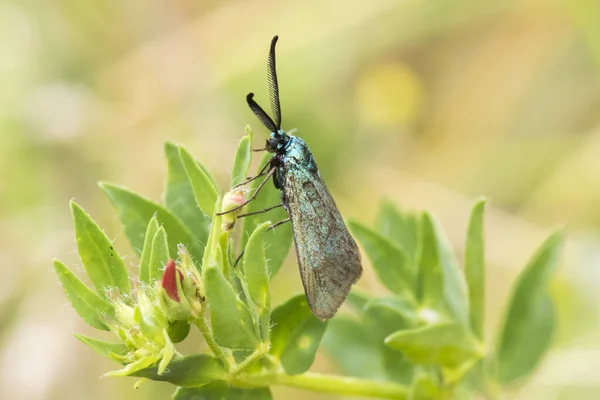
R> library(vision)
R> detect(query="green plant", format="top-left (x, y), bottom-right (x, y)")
top-left (54, 126), bottom-right (563, 399)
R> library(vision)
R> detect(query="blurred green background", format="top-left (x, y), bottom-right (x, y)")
top-left (1, 0), bottom-right (600, 398)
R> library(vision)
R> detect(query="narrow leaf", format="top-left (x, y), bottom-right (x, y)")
top-left (174, 383), bottom-right (271, 400)
top-left (53, 259), bottom-right (114, 330)
top-left (203, 266), bottom-right (258, 350)
top-left (106, 355), bottom-right (159, 377)
top-left (243, 222), bottom-right (271, 308)
top-left (201, 198), bottom-right (227, 278)
top-left (241, 153), bottom-right (291, 278)
top-left (270, 294), bottom-right (328, 375)
top-left (131, 354), bottom-right (226, 387)
top-left (179, 145), bottom-right (219, 216)
top-left (348, 221), bottom-right (415, 302)
top-left (70, 201), bottom-right (130, 295)
top-left (385, 323), bottom-right (482, 369)
top-left (164, 142), bottom-right (210, 247)
top-left (497, 230), bottom-right (563, 384)
top-left (418, 212), bottom-right (469, 326)
top-left (158, 335), bottom-right (176, 375)
top-left (465, 198), bottom-right (486, 339)
top-left (139, 217), bottom-right (159, 284)
top-left (74, 333), bottom-right (128, 359)
top-left (231, 126), bottom-right (253, 186)
top-left (148, 227), bottom-right (170, 283)
top-left (376, 200), bottom-right (420, 269)
top-left (99, 182), bottom-right (204, 263)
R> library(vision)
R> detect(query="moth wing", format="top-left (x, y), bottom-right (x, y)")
top-left (283, 169), bottom-right (362, 320)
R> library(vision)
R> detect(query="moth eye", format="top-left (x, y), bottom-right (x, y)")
top-left (266, 137), bottom-right (279, 152)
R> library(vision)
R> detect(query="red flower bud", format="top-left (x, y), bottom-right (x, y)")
top-left (161, 259), bottom-right (184, 302)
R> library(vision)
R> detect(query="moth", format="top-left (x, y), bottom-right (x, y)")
top-left (220, 36), bottom-right (362, 320)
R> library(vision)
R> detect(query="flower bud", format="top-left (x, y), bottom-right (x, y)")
top-left (104, 288), bottom-right (135, 330)
top-left (177, 246), bottom-right (205, 318)
top-left (221, 187), bottom-right (247, 231)
top-left (161, 259), bottom-right (183, 302)
top-left (158, 261), bottom-right (192, 322)
top-left (134, 304), bottom-right (164, 345)
top-left (101, 280), bottom-right (179, 379)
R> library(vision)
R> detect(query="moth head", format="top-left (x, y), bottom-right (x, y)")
top-left (266, 129), bottom-right (288, 153)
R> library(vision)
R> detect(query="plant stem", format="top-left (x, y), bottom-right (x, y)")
top-left (258, 306), bottom-right (270, 342)
top-left (229, 342), bottom-right (269, 377)
top-left (276, 373), bottom-right (408, 399)
top-left (194, 318), bottom-right (232, 369)
top-left (236, 371), bottom-right (408, 399)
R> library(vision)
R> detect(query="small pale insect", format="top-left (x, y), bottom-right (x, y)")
top-left (219, 36), bottom-right (362, 320)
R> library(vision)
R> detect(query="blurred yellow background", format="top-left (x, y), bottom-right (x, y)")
top-left (1, 0), bottom-right (600, 398)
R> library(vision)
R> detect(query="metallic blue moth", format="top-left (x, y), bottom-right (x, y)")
top-left (221, 36), bottom-right (362, 320)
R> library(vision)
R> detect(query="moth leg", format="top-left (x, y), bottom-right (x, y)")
top-left (217, 167), bottom-right (276, 215)
top-left (252, 148), bottom-right (267, 152)
top-left (232, 160), bottom-right (271, 189)
top-left (232, 206), bottom-right (286, 268)
top-left (236, 203), bottom-right (284, 219)
top-left (233, 250), bottom-right (245, 268)
top-left (267, 217), bottom-right (290, 231)
top-left (249, 159), bottom-right (272, 179)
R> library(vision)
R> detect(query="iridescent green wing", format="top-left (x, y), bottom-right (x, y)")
top-left (283, 166), bottom-right (362, 320)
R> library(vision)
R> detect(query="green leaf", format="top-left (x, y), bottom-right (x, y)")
top-left (70, 201), bottom-right (130, 295)
top-left (106, 354), bottom-right (160, 377)
top-left (203, 265), bottom-right (258, 350)
top-left (148, 227), bottom-right (170, 283)
top-left (164, 142), bottom-right (210, 247)
top-left (99, 182), bottom-right (204, 263)
top-left (376, 200), bottom-right (420, 269)
top-left (363, 297), bottom-right (417, 384)
top-left (134, 305), bottom-right (163, 343)
top-left (158, 335), bottom-right (176, 375)
top-left (324, 294), bottom-right (415, 384)
top-left (418, 212), bottom-right (469, 326)
top-left (346, 288), bottom-right (373, 311)
top-left (417, 214), bottom-right (442, 306)
top-left (174, 383), bottom-right (271, 400)
top-left (408, 369), bottom-right (441, 400)
top-left (270, 294), bottom-right (328, 375)
top-left (497, 230), bottom-right (563, 384)
top-left (74, 333), bottom-right (128, 359)
top-left (53, 259), bottom-right (114, 330)
top-left (179, 145), bottom-right (219, 217)
top-left (131, 354), bottom-right (226, 387)
top-left (364, 297), bottom-right (418, 330)
top-left (385, 323), bottom-right (482, 369)
top-left (465, 198), bottom-right (486, 339)
top-left (231, 126), bottom-right (253, 186)
top-left (241, 153), bottom-right (292, 278)
top-left (322, 316), bottom-right (388, 380)
top-left (348, 220), bottom-right (415, 302)
top-left (200, 198), bottom-right (226, 274)
top-left (139, 217), bottom-right (160, 284)
top-left (243, 222), bottom-right (271, 308)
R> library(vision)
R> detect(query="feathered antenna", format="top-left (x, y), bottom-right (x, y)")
top-left (267, 35), bottom-right (282, 130)
top-left (247, 93), bottom-right (277, 132)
